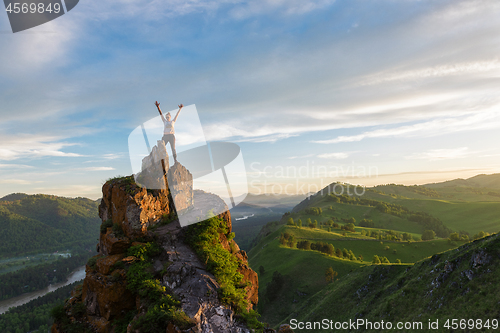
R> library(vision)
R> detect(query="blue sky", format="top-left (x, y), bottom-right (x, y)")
top-left (0, 0), bottom-right (499, 199)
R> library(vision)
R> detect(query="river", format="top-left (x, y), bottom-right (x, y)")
top-left (0, 265), bottom-right (86, 314)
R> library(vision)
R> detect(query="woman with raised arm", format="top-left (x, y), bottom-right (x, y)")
top-left (155, 101), bottom-right (183, 163)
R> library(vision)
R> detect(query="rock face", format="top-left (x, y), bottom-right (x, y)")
top-left (167, 162), bottom-right (193, 213)
top-left (98, 177), bottom-right (171, 244)
top-left (157, 220), bottom-right (254, 332)
top-left (52, 176), bottom-right (258, 333)
top-left (136, 140), bottom-right (169, 190)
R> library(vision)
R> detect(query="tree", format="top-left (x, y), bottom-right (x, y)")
top-left (297, 240), bottom-right (311, 250)
top-left (335, 248), bottom-right (343, 258)
top-left (287, 217), bottom-right (295, 226)
top-left (265, 271), bottom-right (285, 302)
top-left (473, 231), bottom-right (487, 240)
top-left (376, 202), bottom-right (389, 213)
top-left (372, 255), bottom-right (381, 264)
top-left (330, 195), bottom-right (340, 203)
top-left (305, 207), bottom-right (322, 215)
top-left (313, 220), bottom-right (318, 228)
top-left (395, 259), bottom-right (401, 264)
top-left (327, 244), bottom-right (334, 256)
top-left (341, 223), bottom-right (355, 232)
top-left (325, 267), bottom-right (338, 283)
top-left (449, 232), bottom-right (460, 241)
top-left (307, 218), bottom-right (313, 228)
top-left (421, 230), bottom-right (436, 241)
top-left (298, 219), bottom-right (302, 228)
top-left (402, 232), bottom-right (412, 241)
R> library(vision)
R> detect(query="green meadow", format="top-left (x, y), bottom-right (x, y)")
top-left (247, 180), bottom-right (500, 328)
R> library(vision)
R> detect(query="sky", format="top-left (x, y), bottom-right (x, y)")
top-left (0, 0), bottom-right (499, 200)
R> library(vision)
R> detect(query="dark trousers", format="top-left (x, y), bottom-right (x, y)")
top-left (162, 134), bottom-right (177, 161)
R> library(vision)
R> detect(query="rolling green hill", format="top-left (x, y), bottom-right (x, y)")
top-left (0, 194), bottom-right (101, 257)
top-left (282, 232), bottom-right (500, 332)
top-left (248, 224), bottom-right (364, 326)
top-left (290, 181), bottom-right (500, 238)
top-left (425, 173), bottom-right (500, 189)
top-left (248, 177), bottom-right (500, 329)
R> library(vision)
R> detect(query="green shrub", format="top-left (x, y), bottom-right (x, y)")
top-left (112, 223), bottom-right (125, 238)
top-left (186, 216), bottom-right (250, 313)
top-left (87, 255), bottom-right (103, 270)
top-left (72, 302), bottom-right (86, 317)
top-left (127, 242), bottom-right (160, 261)
top-left (110, 271), bottom-right (123, 283)
top-left (112, 311), bottom-right (136, 333)
top-left (132, 297), bottom-right (194, 333)
top-left (110, 261), bottom-right (125, 272)
top-left (101, 219), bottom-right (113, 233)
top-left (125, 242), bottom-right (192, 331)
top-left (237, 309), bottom-right (264, 329)
top-left (126, 261), bottom-right (153, 292)
top-left (50, 304), bottom-right (67, 322)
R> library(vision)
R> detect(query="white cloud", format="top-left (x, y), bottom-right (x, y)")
top-left (0, 12), bottom-right (77, 78)
top-left (312, 109), bottom-right (500, 144)
top-left (358, 59), bottom-right (500, 87)
top-left (229, 0), bottom-right (336, 19)
top-left (232, 133), bottom-right (299, 143)
top-left (0, 179), bottom-right (44, 185)
top-left (317, 152), bottom-right (350, 159)
top-left (406, 147), bottom-right (470, 161)
top-left (0, 164), bottom-right (34, 169)
top-left (288, 154), bottom-right (315, 160)
top-left (80, 167), bottom-right (115, 171)
top-left (87, 0), bottom-right (336, 21)
top-left (0, 135), bottom-right (82, 160)
top-left (101, 153), bottom-right (126, 160)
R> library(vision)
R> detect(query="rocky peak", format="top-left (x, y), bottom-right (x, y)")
top-left (52, 168), bottom-right (258, 332)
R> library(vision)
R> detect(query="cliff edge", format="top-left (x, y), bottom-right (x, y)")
top-left (52, 171), bottom-right (259, 333)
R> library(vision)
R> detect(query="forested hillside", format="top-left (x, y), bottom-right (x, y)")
top-left (0, 194), bottom-right (100, 256)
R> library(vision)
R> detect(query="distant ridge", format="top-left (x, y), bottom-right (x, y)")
top-left (424, 173), bottom-right (500, 189)
top-left (0, 193), bottom-right (29, 201)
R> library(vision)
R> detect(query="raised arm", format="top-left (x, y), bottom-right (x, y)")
top-left (155, 101), bottom-right (166, 122)
top-left (173, 104), bottom-right (183, 122)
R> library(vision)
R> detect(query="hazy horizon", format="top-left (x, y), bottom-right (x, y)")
top-left (2, 171), bottom-right (498, 201)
